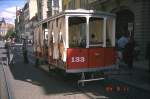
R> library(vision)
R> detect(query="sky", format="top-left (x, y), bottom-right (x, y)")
top-left (0, 0), bottom-right (26, 24)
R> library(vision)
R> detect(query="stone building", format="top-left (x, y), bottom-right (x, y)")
top-left (0, 18), bottom-right (14, 38)
top-left (15, 9), bottom-right (25, 40)
top-left (37, 0), bottom-right (48, 21)
top-left (0, 18), bottom-right (7, 37)
top-left (16, 0), bottom-right (38, 41)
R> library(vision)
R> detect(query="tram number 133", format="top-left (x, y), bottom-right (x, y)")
top-left (71, 57), bottom-right (85, 63)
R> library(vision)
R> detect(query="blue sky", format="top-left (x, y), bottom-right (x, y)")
top-left (0, 0), bottom-right (26, 24)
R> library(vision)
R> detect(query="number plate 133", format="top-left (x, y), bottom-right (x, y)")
top-left (71, 57), bottom-right (86, 63)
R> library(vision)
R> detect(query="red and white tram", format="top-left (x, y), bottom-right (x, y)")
top-left (34, 9), bottom-right (117, 84)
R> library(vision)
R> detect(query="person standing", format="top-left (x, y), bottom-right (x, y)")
top-left (123, 39), bottom-right (135, 69)
top-left (146, 41), bottom-right (150, 72)
top-left (22, 39), bottom-right (29, 63)
top-left (117, 34), bottom-right (129, 50)
top-left (5, 41), bottom-right (10, 65)
top-left (117, 34), bottom-right (129, 61)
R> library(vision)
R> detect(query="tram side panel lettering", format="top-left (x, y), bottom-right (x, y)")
top-left (67, 48), bottom-right (88, 69)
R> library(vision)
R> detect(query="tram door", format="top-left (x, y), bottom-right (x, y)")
top-left (88, 17), bottom-right (116, 68)
top-left (88, 17), bottom-right (104, 68)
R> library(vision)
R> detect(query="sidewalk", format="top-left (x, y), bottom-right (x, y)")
top-left (110, 60), bottom-right (150, 92)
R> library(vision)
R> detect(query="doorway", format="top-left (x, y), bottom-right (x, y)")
top-left (115, 9), bottom-right (134, 39)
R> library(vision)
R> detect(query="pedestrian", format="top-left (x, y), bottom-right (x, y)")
top-left (123, 39), bottom-right (135, 69)
top-left (22, 39), bottom-right (29, 64)
top-left (5, 41), bottom-right (10, 65)
top-left (117, 33), bottom-right (129, 61)
top-left (146, 41), bottom-right (150, 72)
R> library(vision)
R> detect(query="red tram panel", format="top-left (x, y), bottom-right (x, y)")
top-left (88, 48), bottom-right (104, 68)
top-left (104, 48), bottom-right (116, 66)
top-left (67, 48), bottom-right (88, 69)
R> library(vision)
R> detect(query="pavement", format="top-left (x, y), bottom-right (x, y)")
top-left (0, 41), bottom-right (5, 47)
top-left (109, 60), bottom-right (150, 92)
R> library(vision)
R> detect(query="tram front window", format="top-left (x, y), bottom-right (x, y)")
top-left (69, 17), bottom-right (86, 48)
top-left (106, 17), bottom-right (115, 47)
top-left (89, 17), bottom-right (104, 47)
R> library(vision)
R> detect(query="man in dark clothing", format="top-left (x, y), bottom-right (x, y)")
top-left (146, 42), bottom-right (150, 72)
top-left (5, 42), bottom-right (10, 65)
top-left (123, 39), bottom-right (135, 69)
top-left (22, 39), bottom-right (29, 63)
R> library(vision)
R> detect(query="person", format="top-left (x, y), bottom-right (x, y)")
top-left (117, 34), bottom-right (129, 61)
top-left (123, 39), bottom-right (135, 69)
top-left (146, 41), bottom-right (150, 72)
top-left (5, 41), bottom-right (10, 65)
top-left (90, 34), bottom-right (96, 44)
top-left (117, 34), bottom-right (129, 50)
top-left (22, 39), bottom-right (29, 63)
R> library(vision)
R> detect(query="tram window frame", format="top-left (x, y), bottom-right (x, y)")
top-left (106, 17), bottom-right (115, 47)
top-left (89, 17), bottom-right (104, 47)
top-left (68, 17), bottom-right (86, 48)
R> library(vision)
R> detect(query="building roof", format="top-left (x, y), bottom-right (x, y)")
top-left (0, 18), bottom-right (6, 25)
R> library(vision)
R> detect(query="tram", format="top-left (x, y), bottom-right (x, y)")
top-left (34, 9), bottom-right (117, 84)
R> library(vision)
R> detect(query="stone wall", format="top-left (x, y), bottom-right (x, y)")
top-left (134, 1), bottom-right (150, 59)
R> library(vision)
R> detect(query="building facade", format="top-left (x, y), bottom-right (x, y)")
top-left (25, 0), bottom-right (38, 40)
top-left (16, 0), bottom-right (38, 41)
top-left (0, 18), bottom-right (7, 37)
top-left (62, 0), bottom-right (89, 10)
top-left (15, 9), bottom-right (25, 40)
top-left (0, 18), bottom-right (14, 38)
top-left (37, 0), bottom-right (48, 21)
top-left (47, 0), bottom-right (62, 16)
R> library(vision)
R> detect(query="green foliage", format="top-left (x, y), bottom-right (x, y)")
top-left (5, 28), bottom-right (16, 39)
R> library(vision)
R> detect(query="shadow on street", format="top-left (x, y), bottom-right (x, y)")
top-left (9, 51), bottom-right (83, 95)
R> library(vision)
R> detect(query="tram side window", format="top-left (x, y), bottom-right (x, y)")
top-left (89, 17), bottom-right (104, 47)
top-left (106, 18), bottom-right (114, 47)
top-left (69, 17), bottom-right (86, 48)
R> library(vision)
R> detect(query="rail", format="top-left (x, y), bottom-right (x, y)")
top-left (0, 48), bottom-right (13, 99)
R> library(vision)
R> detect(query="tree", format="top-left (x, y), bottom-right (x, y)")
top-left (5, 28), bottom-right (17, 39)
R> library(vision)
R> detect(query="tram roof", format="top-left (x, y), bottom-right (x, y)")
top-left (37, 9), bottom-right (116, 25)
top-left (65, 9), bottom-right (115, 16)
